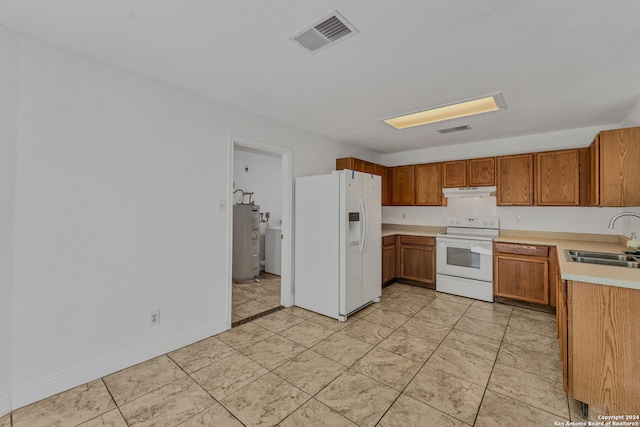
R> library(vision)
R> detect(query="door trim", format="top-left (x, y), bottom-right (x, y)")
top-left (227, 135), bottom-right (293, 328)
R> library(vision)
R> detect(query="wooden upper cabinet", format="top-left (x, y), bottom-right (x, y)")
top-left (335, 157), bottom-right (354, 171)
top-left (578, 147), bottom-right (591, 207)
top-left (373, 164), bottom-right (390, 206)
top-left (336, 157), bottom-right (391, 206)
top-left (361, 162), bottom-right (374, 174)
top-left (468, 157), bottom-right (495, 186)
top-left (588, 135), bottom-right (600, 206)
top-left (373, 164), bottom-right (386, 176)
top-left (497, 154), bottom-right (534, 205)
top-left (535, 149), bottom-right (580, 206)
top-left (442, 160), bottom-right (467, 188)
top-left (415, 163), bottom-right (442, 206)
top-left (335, 157), bottom-right (373, 174)
top-left (391, 165), bottom-right (415, 206)
top-left (443, 158), bottom-right (495, 187)
top-left (336, 157), bottom-right (389, 205)
top-left (337, 125), bottom-right (640, 209)
top-left (597, 127), bottom-right (640, 206)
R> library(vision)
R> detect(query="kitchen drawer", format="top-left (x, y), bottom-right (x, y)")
top-left (382, 236), bottom-right (396, 246)
top-left (398, 236), bottom-right (435, 246)
top-left (495, 242), bottom-right (549, 257)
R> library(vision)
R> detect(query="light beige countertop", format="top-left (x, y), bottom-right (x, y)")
top-left (382, 225), bottom-right (640, 290)
top-left (381, 224), bottom-right (444, 238)
top-left (496, 231), bottom-right (640, 291)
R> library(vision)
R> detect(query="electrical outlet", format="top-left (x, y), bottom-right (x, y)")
top-left (516, 215), bottom-right (522, 224)
top-left (402, 213), bottom-right (406, 219)
top-left (150, 310), bottom-right (161, 326)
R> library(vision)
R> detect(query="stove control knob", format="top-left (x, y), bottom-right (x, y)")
top-left (455, 220), bottom-right (460, 224)
top-left (483, 220), bottom-right (488, 226)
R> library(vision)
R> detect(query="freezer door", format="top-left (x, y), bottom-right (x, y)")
top-left (294, 174), bottom-right (340, 318)
top-left (340, 170), bottom-right (364, 315)
top-left (362, 173), bottom-right (382, 304)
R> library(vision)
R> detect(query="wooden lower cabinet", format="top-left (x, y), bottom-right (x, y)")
top-left (382, 236), bottom-right (396, 284)
top-left (557, 278), bottom-right (569, 393)
top-left (558, 280), bottom-right (640, 415)
top-left (397, 236), bottom-right (436, 285)
top-left (494, 242), bottom-right (551, 305)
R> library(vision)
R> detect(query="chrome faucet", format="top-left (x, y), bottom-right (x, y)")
top-left (607, 212), bottom-right (640, 229)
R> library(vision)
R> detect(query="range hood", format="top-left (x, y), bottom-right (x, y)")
top-left (442, 186), bottom-right (497, 198)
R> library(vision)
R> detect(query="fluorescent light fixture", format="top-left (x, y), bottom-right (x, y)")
top-left (381, 93), bottom-right (507, 130)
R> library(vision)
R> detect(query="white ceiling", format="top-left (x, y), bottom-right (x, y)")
top-left (1, 0), bottom-right (639, 154)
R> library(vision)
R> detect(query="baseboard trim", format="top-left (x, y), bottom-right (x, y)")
top-left (12, 320), bottom-right (228, 410)
top-left (0, 391), bottom-right (11, 418)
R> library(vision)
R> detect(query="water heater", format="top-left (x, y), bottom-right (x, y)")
top-left (232, 204), bottom-right (260, 282)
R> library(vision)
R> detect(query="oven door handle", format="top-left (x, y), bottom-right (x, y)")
top-left (470, 244), bottom-right (492, 255)
top-left (437, 237), bottom-right (493, 248)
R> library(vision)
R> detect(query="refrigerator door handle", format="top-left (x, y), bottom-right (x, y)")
top-left (359, 197), bottom-right (368, 255)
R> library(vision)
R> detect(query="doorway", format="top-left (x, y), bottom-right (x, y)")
top-left (227, 136), bottom-right (293, 327)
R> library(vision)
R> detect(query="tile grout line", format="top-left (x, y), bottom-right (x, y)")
top-left (375, 294), bottom-right (549, 426)
top-left (98, 378), bottom-right (131, 427)
top-left (477, 310), bottom-right (570, 423)
top-left (347, 291), bottom-right (474, 426)
top-left (388, 294), bottom-right (481, 426)
top-left (262, 291), bottom-right (414, 426)
top-left (201, 306), bottom-right (352, 425)
top-left (168, 349), bottom-right (252, 427)
top-left (11, 282), bottom-right (569, 427)
top-left (468, 303), bottom-right (513, 427)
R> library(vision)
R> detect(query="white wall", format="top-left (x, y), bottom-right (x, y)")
top-left (3, 24), bottom-right (638, 416)
top-left (0, 26), bottom-right (19, 416)
top-left (620, 98), bottom-right (640, 127)
top-left (381, 125), bottom-right (617, 167)
top-left (6, 32), bottom-right (374, 411)
top-left (617, 206), bottom-right (640, 240)
top-left (380, 125), bottom-right (633, 235)
top-left (233, 149), bottom-right (283, 222)
top-left (384, 204), bottom-right (625, 235)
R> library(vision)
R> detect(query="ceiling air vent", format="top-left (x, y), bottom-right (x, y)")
top-left (290, 11), bottom-right (358, 54)
top-left (438, 125), bottom-right (472, 134)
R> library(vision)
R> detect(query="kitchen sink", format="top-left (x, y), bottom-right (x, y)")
top-left (565, 249), bottom-right (640, 268)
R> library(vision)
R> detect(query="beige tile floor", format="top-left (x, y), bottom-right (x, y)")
top-left (233, 273), bottom-right (282, 324)
top-left (4, 282), bottom-right (593, 427)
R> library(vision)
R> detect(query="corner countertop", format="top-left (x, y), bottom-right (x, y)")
top-left (496, 232), bottom-right (640, 291)
top-left (382, 224), bottom-right (640, 291)
top-left (381, 224), bottom-right (444, 238)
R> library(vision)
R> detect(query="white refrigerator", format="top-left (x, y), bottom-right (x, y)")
top-left (294, 169), bottom-right (381, 321)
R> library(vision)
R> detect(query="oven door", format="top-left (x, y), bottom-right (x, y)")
top-left (436, 236), bottom-right (493, 282)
